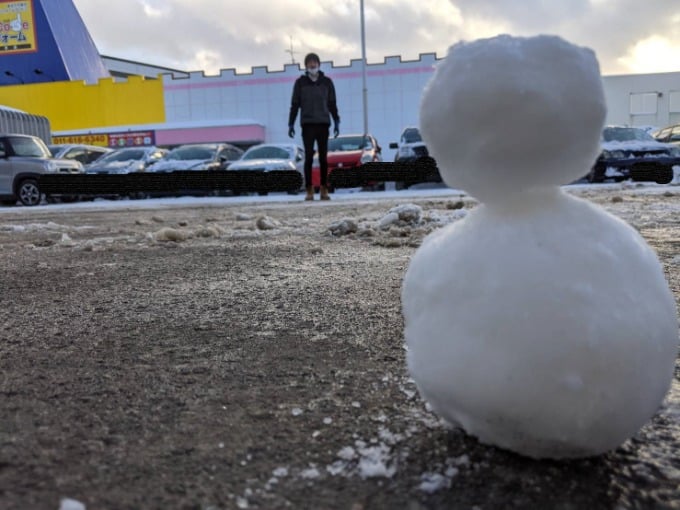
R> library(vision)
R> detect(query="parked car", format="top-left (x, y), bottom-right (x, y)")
top-left (311, 133), bottom-right (382, 191)
top-left (389, 126), bottom-right (431, 163)
top-left (652, 124), bottom-right (680, 147)
top-left (0, 133), bottom-right (84, 206)
top-left (149, 143), bottom-right (243, 172)
top-left (388, 126), bottom-right (441, 189)
top-left (586, 126), bottom-right (680, 183)
top-left (227, 143), bottom-right (305, 195)
top-left (47, 144), bottom-right (112, 165)
top-left (85, 146), bottom-right (168, 174)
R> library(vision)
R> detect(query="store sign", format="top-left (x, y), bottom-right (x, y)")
top-left (53, 131), bottom-right (156, 148)
top-left (0, 0), bottom-right (37, 54)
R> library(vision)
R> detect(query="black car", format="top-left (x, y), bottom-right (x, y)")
top-left (586, 126), bottom-right (680, 184)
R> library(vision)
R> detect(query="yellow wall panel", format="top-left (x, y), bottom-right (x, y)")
top-left (0, 76), bottom-right (165, 131)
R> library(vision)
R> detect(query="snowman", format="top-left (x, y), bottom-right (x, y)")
top-left (401, 34), bottom-right (678, 459)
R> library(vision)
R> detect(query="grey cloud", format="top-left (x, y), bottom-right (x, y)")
top-left (71, 0), bottom-right (680, 75)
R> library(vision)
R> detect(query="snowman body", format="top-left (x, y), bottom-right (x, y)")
top-left (402, 35), bottom-right (679, 459)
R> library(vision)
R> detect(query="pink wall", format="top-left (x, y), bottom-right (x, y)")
top-left (156, 124), bottom-right (265, 145)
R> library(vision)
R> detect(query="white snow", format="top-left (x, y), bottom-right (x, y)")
top-left (59, 499), bottom-right (86, 510)
top-left (272, 466), bottom-right (288, 477)
top-left (290, 407), bottom-right (303, 416)
top-left (403, 34), bottom-right (679, 459)
top-left (300, 465), bottom-right (321, 479)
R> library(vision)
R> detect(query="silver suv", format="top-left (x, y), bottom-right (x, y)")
top-left (0, 133), bottom-right (84, 206)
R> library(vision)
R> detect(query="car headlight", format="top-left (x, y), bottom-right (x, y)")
top-left (602, 150), bottom-right (625, 159)
top-left (360, 152), bottom-right (373, 163)
top-left (44, 160), bottom-right (59, 172)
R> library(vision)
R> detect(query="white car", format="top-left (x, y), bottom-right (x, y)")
top-left (149, 143), bottom-right (243, 172)
top-left (227, 143), bottom-right (305, 193)
top-left (47, 143), bottom-right (112, 165)
top-left (85, 146), bottom-right (168, 174)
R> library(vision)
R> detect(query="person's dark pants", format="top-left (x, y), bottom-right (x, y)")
top-left (302, 123), bottom-right (330, 187)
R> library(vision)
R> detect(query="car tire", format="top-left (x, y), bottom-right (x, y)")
top-left (17, 179), bottom-right (42, 206)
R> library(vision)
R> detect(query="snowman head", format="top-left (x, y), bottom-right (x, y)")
top-left (420, 34), bottom-right (606, 204)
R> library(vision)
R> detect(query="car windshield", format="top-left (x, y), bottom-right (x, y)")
top-left (328, 136), bottom-right (367, 151)
top-left (10, 136), bottom-right (50, 157)
top-left (402, 128), bottom-right (422, 143)
top-left (242, 146), bottom-right (292, 160)
top-left (46, 145), bottom-right (61, 156)
top-left (166, 146), bottom-right (215, 160)
top-left (97, 148), bottom-right (146, 163)
top-left (602, 127), bottom-right (655, 143)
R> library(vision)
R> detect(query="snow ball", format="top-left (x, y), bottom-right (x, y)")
top-left (419, 472), bottom-right (450, 493)
top-left (255, 216), bottom-right (278, 230)
top-left (323, 417), bottom-right (333, 425)
top-left (337, 446), bottom-right (357, 461)
top-left (236, 497), bottom-right (249, 509)
top-left (328, 218), bottom-right (358, 236)
top-left (151, 215), bottom-right (164, 223)
top-left (291, 407), bottom-right (303, 416)
top-left (59, 233), bottom-right (76, 247)
top-left (272, 466), bottom-right (289, 477)
top-left (194, 225), bottom-right (223, 238)
top-left (59, 499), bottom-right (86, 510)
top-left (420, 34), bottom-right (606, 203)
top-left (351, 401), bottom-right (362, 408)
top-left (357, 444), bottom-right (396, 479)
top-left (378, 212), bottom-right (400, 230)
top-left (236, 213), bottom-right (253, 221)
top-left (153, 227), bottom-right (187, 242)
top-left (389, 204), bottom-right (423, 224)
top-left (451, 454), bottom-right (470, 467)
top-left (300, 466), bottom-right (321, 479)
top-left (445, 466), bottom-right (460, 478)
top-left (326, 460), bottom-right (348, 476)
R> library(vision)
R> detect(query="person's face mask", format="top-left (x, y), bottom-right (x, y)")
top-left (307, 65), bottom-right (319, 76)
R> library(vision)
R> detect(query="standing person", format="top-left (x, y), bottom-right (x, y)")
top-left (288, 52), bottom-right (340, 201)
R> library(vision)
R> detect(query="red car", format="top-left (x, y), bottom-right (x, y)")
top-left (311, 134), bottom-right (382, 191)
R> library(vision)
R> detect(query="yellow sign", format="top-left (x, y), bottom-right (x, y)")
top-left (52, 131), bottom-right (156, 148)
top-left (0, 1), bottom-right (37, 54)
top-left (52, 134), bottom-right (110, 147)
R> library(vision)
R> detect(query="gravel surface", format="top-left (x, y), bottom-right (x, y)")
top-left (0, 185), bottom-right (678, 510)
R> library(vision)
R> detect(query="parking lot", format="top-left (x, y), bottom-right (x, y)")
top-left (1, 183), bottom-right (678, 509)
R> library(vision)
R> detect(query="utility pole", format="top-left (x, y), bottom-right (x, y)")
top-left (285, 35), bottom-right (298, 65)
top-left (360, 0), bottom-right (368, 135)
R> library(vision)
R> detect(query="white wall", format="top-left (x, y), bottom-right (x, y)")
top-left (601, 72), bottom-right (680, 128)
top-left (160, 55), bottom-right (680, 158)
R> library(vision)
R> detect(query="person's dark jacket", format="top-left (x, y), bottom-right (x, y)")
top-left (288, 71), bottom-right (340, 127)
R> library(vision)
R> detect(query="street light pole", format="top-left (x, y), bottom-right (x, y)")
top-left (360, 0), bottom-right (368, 136)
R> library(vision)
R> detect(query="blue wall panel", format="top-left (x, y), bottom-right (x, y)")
top-left (0, 0), bottom-right (109, 85)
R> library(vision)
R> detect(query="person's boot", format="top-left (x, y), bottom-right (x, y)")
top-left (320, 185), bottom-right (331, 201)
top-left (305, 186), bottom-right (314, 201)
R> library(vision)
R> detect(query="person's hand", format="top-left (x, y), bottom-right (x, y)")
top-left (288, 125), bottom-right (295, 138)
top-left (333, 125), bottom-right (339, 138)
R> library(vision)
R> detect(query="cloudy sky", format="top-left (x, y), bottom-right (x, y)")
top-left (71, 0), bottom-right (680, 76)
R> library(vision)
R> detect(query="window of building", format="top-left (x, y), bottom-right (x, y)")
top-left (629, 92), bottom-right (658, 115)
